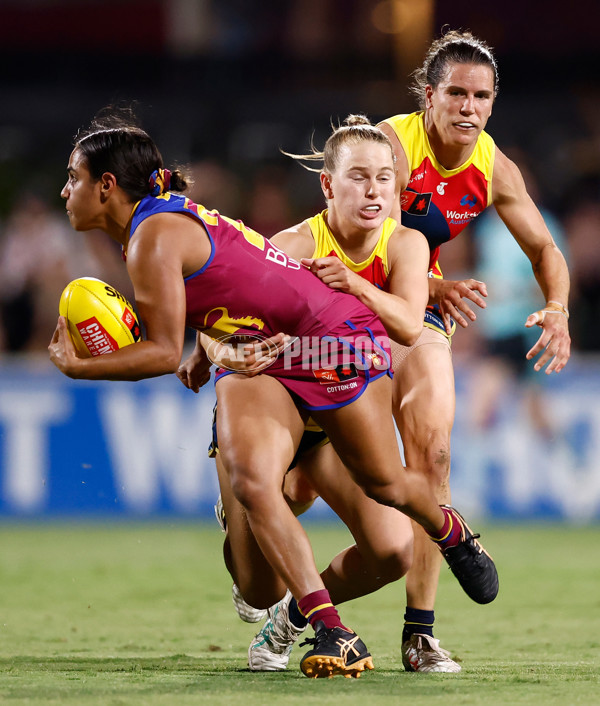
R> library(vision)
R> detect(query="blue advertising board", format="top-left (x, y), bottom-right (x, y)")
top-left (1, 356), bottom-right (599, 521)
top-left (0, 359), bottom-right (219, 518)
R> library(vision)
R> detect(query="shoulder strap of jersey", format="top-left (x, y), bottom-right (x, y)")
top-left (384, 112), bottom-right (425, 172)
top-left (307, 210), bottom-right (394, 277)
top-left (384, 111), bottom-right (496, 205)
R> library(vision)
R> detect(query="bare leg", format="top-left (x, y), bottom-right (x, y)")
top-left (311, 375), bottom-right (447, 534)
top-left (216, 373), bottom-right (327, 602)
top-left (215, 453), bottom-right (286, 609)
top-left (392, 336), bottom-right (454, 612)
top-left (245, 437), bottom-right (412, 676)
top-left (283, 464), bottom-right (319, 516)
top-left (296, 443), bottom-right (413, 604)
top-left (219, 434), bottom-right (412, 608)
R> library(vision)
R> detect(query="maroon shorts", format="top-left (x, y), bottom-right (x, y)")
top-left (215, 310), bottom-right (391, 411)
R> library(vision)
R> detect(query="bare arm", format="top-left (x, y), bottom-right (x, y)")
top-left (49, 213), bottom-right (208, 380)
top-left (492, 148), bottom-right (571, 373)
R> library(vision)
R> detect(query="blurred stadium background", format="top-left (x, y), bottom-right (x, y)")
top-left (1, 0), bottom-right (599, 523)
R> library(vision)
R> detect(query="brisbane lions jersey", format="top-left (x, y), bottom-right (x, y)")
top-left (127, 193), bottom-right (370, 342)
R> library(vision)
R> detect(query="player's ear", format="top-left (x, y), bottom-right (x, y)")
top-left (99, 172), bottom-right (118, 199)
top-left (425, 84), bottom-right (434, 109)
top-left (320, 171), bottom-right (334, 200)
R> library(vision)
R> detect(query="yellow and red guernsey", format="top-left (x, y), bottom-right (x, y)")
top-left (307, 210), bottom-right (395, 290)
top-left (383, 111), bottom-right (495, 278)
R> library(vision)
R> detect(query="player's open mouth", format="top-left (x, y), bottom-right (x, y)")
top-left (454, 122), bottom-right (476, 130)
top-left (362, 205), bottom-right (381, 215)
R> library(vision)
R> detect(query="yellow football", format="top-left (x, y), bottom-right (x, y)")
top-left (59, 277), bottom-right (141, 357)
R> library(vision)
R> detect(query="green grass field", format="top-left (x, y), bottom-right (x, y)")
top-left (0, 521), bottom-right (598, 705)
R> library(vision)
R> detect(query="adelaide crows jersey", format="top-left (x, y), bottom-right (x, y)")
top-left (382, 111), bottom-right (495, 277)
top-left (306, 210), bottom-right (396, 290)
top-left (304, 206), bottom-right (452, 338)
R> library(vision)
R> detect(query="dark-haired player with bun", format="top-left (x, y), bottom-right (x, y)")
top-left (375, 29), bottom-right (571, 671)
top-left (49, 107), bottom-right (498, 678)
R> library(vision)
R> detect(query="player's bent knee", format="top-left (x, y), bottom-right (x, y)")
top-left (283, 469), bottom-right (319, 515)
top-left (374, 546), bottom-right (413, 584)
top-left (229, 471), bottom-right (268, 512)
top-left (362, 482), bottom-right (408, 510)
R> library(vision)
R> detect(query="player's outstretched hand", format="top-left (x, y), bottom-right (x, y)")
top-left (430, 278), bottom-right (488, 335)
top-left (525, 303), bottom-right (571, 373)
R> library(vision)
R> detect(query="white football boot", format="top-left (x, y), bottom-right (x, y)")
top-left (248, 590), bottom-right (307, 671)
top-left (401, 634), bottom-right (461, 673)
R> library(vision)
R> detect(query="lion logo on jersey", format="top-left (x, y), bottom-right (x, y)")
top-left (203, 307), bottom-right (265, 339)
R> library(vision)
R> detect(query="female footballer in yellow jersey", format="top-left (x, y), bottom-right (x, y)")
top-left (180, 115), bottom-right (498, 675)
top-left (376, 29), bottom-right (570, 671)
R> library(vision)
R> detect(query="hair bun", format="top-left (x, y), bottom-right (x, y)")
top-left (343, 114), bottom-right (372, 128)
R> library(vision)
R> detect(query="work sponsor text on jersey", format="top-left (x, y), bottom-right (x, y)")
top-left (400, 156), bottom-right (488, 256)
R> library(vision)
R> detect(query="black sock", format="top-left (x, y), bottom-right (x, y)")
top-left (288, 596), bottom-right (308, 629)
top-left (402, 607), bottom-right (435, 642)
